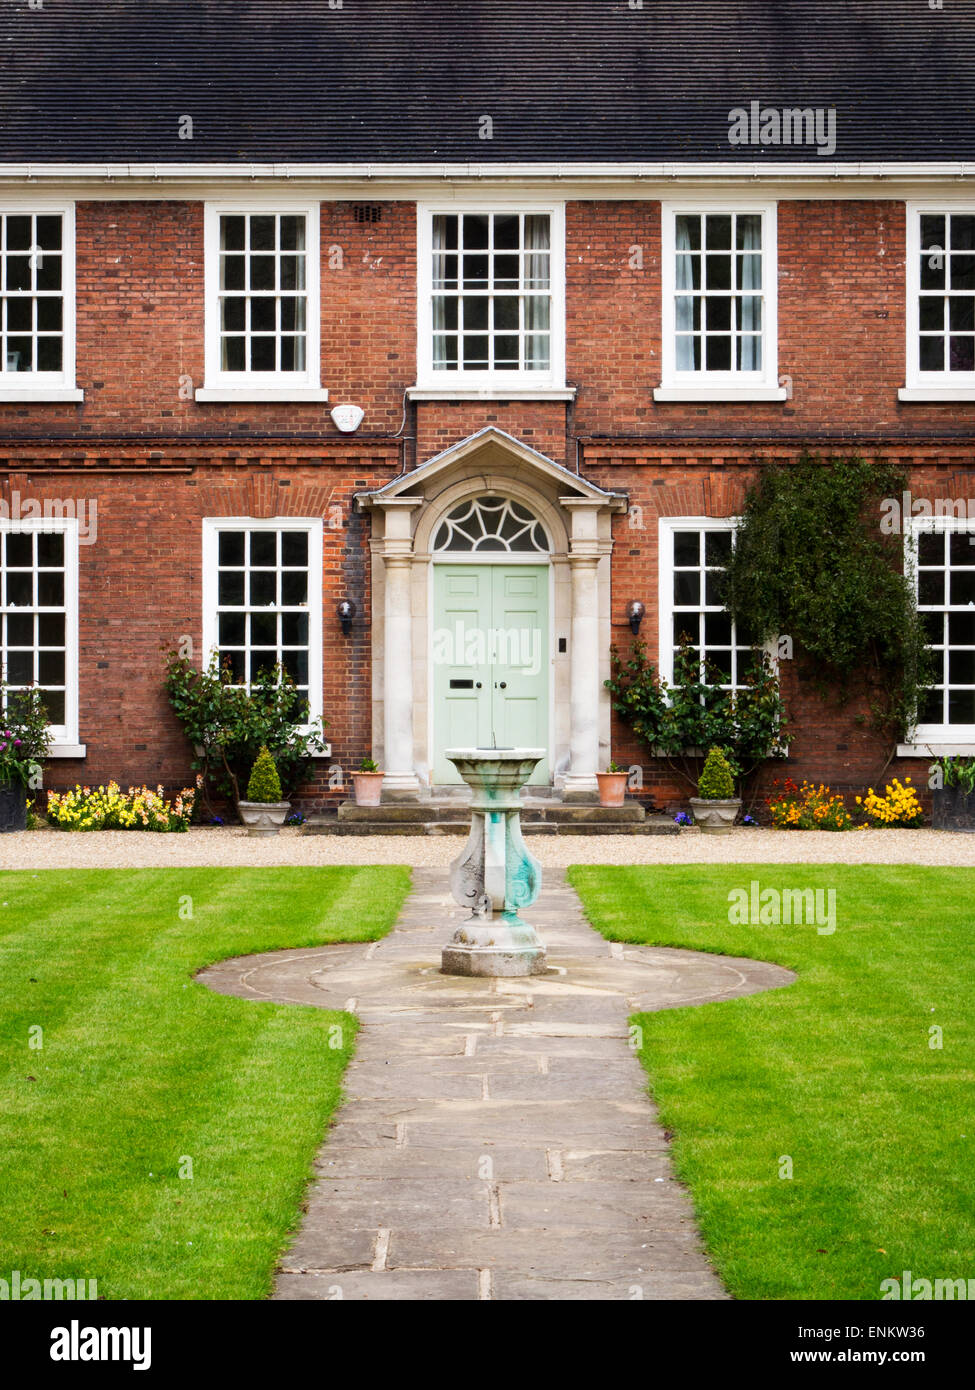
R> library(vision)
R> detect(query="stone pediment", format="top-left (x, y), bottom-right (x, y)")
top-left (355, 427), bottom-right (627, 512)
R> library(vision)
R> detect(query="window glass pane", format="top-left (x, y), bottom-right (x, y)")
top-left (704, 531), bottom-right (732, 566)
top-left (705, 215), bottom-right (732, 248)
top-left (249, 570), bottom-right (277, 606)
top-left (918, 570), bottom-right (944, 606)
top-left (37, 533), bottom-right (64, 567)
top-left (250, 531), bottom-right (277, 566)
top-left (219, 612), bottom-right (245, 645)
top-left (250, 611), bottom-right (278, 646)
top-left (673, 531), bottom-right (700, 566)
top-left (218, 570), bottom-right (245, 605)
top-left (674, 572), bottom-right (700, 606)
top-left (919, 337), bottom-right (944, 372)
top-left (281, 571), bottom-right (308, 605)
top-left (41, 690), bottom-right (65, 723)
top-left (8, 613), bottom-right (34, 645)
top-left (5, 532), bottom-right (33, 566)
top-left (219, 530), bottom-right (245, 566)
top-left (920, 214), bottom-right (945, 250)
top-left (282, 531), bottom-right (308, 567)
top-left (952, 215), bottom-right (975, 250)
top-left (919, 298), bottom-right (944, 332)
top-left (221, 216), bottom-right (246, 251)
top-left (37, 572), bottom-right (64, 606)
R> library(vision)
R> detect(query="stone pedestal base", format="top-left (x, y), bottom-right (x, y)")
top-left (441, 943), bottom-right (547, 977)
top-left (441, 909), bottom-right (547, 978)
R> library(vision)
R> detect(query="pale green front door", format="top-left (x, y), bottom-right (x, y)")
top-left (432, 564), bottom-right (549, 785)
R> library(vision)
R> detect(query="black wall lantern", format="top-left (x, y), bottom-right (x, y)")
top-left (627, 600), bottom-right (645, 636)
top-left (337, 599), bottom-right (357, 636)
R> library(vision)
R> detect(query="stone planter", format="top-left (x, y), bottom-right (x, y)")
top-left (0, 781), bottom-right (27, 833)
top-left (351, 771), bottom-right (385, 807)
top-left (689, 796), bottom-right (741, 835)
top-left (932, 785), bottom-right (975, 832)
top-left (237, 799), bottom-right (290, 837)
top-left (596, 771), bottom-right (629, 808)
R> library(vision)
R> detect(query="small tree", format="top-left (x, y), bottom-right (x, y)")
top-left (246, 746), bottom-right (283, 804)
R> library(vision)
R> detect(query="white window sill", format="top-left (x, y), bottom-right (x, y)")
top-left (47, 743), bottom-right (86, 758)
top-left (0, 388), bottom-right (84, 403)
top-left (898, 387), bottom-right (975, 402)
top-left (195, 386), bottom-right (329, 403)
top-left (407, 386), bottom-right (576, 402)
top-left (898, 740), bottom-right (975, 757)
top-left (654, 384), bottom-right (788, 403)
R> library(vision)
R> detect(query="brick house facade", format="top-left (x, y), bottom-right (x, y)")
top-left (2, 3), bottom-right (974, 814)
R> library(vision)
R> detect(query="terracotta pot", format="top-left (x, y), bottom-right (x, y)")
top-left (596, 771), bottom-right (628, 808)
top-left (689, 796), bottom-right (741, 835)
top-left (237, 799), bottom-right (290, 837)
top-left (351, 771), bottom-right (385, 807)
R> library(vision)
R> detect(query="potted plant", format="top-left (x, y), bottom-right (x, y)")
top-left (237, 745), bottom-right (290, 837)
top-left (596, 759), bottom-right (629, 808)
top-left (0, 685), bottom-right (50, 834)
top-left (689, 746), bottom-right (741, 835)
top-left (351, 756), bottom-right (384, 807)
top-left (931, 756), bottom-right (975, 831)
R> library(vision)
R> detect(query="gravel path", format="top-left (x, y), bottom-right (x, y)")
top-left (4, 825), bottom-right (975, 868)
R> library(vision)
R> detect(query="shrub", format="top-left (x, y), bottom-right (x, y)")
top-left (0, 683), bottom-right (51, 786)
top-left (724, 453), bottom-right (932, 748)
top-left (856, 777), bottom-right (925, 828)
top-left (933, 756), bottom-right (975, 794)
top-left (246, 746), bottom-right (283, 804)
top-left (697, 747), bottom-right (735, 800)
top-left (47, 782), bottom-right (198, 832)
top-left (164, 651), bottom-right (327, 812)
top-left (358, 757), bottom-right (379, 773)
top-left (606, 638), bottom-right (787, 794)
top-left (767, 778), bottom-right (854, 831)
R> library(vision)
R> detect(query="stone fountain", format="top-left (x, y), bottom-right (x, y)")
top-left (441, 748), bottom-right (547, 977)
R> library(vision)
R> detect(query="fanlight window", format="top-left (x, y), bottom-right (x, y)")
top-left (433, 495), bottom-right (549, 553)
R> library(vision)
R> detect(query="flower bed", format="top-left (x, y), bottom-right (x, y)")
top-left (46, 781), bottom-right (198, 832)
top-left (764, 775), bottom-right (925, 830)
top-left (767, 778), bottom-right (854, 831)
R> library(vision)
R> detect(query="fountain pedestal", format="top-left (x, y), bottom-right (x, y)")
top-left (441, 749), bottom-right (547, 977)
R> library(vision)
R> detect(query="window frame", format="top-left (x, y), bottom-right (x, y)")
top-left (655, 200), bottom-right (785, 403)
top-left (900, 203), bottom-right (975, 402)
top-left (904, 514), bottom-right (975, 748)
top-left (659, 515), bottom-right (763, 691)
top-left (0, 516), bottom-right (81, 753)
top-left (201, 517), bottom-right (324, 735)
top-left (414, 201), bottom-right (566, 395)
top-left (198, 202), bottom-right (327, 403)
top-left (0, 201), bottom-right (81, 403)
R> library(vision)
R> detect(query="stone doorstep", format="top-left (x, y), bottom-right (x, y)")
top-left (333, 801), bottom-right (648, 823)
top-left (303, 818), bottom-right (679, 837)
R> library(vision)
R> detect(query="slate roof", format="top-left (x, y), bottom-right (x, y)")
top-left (0, 0), bottom-right (972, 166)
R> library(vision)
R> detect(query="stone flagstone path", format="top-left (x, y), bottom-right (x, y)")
top-left (200, 869), bottom-right (794, 1301)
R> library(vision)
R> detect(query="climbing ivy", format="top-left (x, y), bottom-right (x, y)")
top-left (723, 454), bottom-right (932, 748)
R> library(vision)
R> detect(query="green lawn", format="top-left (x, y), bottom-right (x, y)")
top-left (569, 864), bottom-right (974, 1301)
top-left (0, 866), bottom-right (410, 1300)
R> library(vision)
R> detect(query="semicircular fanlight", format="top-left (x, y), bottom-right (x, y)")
top-left (433, 495), bottom-right (549, 553)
